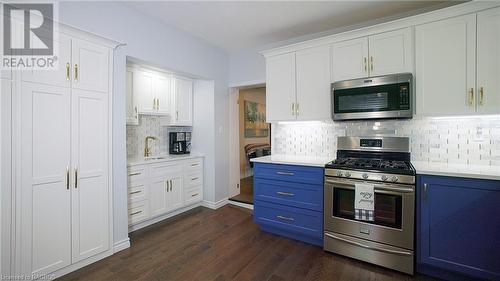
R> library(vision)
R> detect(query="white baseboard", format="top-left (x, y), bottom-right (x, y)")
top-left (202, 198), bottom-right (228, 209)
top-left (113, 238), bottom-right (130, 253)
top-left (129, 202), bottom-right (202, 232)
top-left (228, 200), bottom-right (254, 210)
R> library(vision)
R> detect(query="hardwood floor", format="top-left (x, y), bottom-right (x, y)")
top-left (229, 176), bottom-right (254, 204)
top-left (58, 205), bottom-right (437, 281)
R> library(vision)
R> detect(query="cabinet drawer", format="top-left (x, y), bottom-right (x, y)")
top-left (254, 163), bottom-right (324, 185)
top-left (128, 182), bottom-right (147, 203)
top-left (127, 166), bottom-right (147, 182)
top-left (254, 178), bottom-right (323, 211)
top-left (184, 158), bottom-right (203, 173)
top-left (150, 161), bottom-right (182, 178)
top-left (128, 201), bottom-right (149, 225)
top-left (184, 171), bottom-right (203, 188)
top-left (254, 201), bottom-right (323, 239)
top-left (184, 186), bottom-right (202, 205)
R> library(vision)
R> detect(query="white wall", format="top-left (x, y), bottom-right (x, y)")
top-left (59, 1), bottom-right (230, 247)
top-left (229, 50), bottom-right (265, 86)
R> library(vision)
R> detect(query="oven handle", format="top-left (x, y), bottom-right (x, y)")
top-left (325, 179), bottom-right (414, 193)
top-left (325, 232), bottom-right (413, 256)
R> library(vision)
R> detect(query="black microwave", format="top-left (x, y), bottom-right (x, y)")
top-left (331, 73), bottom-right (413, 121)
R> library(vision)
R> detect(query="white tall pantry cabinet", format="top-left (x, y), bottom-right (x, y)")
top-left (13, 25), bottom-right (117, 278)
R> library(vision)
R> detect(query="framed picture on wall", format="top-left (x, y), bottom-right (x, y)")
top-left (244, 100), bottom-right (269, 138)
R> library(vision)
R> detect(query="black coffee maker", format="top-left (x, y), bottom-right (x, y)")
top-left (169, 132), bottom-right (191, 155)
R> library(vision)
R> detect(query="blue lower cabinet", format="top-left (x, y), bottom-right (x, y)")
top-left (417, 175), bottom-right (500, 281)
top-left (254, 200), bottom-right (323, 246)
top-left (253, 163), bottom-right (324, 246)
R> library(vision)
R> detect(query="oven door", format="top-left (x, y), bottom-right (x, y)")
top-left (331, 74), bottom-right (412, 121)
top-left (324, 177), bottom-right (414, 250)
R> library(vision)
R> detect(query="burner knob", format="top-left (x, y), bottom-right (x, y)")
top-left (381, 175), bottom-right (388, 181)
top-left (390, 176), bottom-right (399, 182)
top-left (362, 173), bottom-right (369, 179)
top-left (336, 171), bottom-right (343, 177)
top-left (345, 172), bottom-right (352, 178)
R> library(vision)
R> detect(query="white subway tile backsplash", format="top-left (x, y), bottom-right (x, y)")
top-left (271, 117), bottom-right (500, 166)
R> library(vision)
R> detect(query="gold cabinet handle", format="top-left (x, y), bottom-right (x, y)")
top-left (296, 103), bottom-right (299, 116)
top-left (170, 180), bottom-right (173, 192)
top-left (190, 163), bottom-right (199, 167)
top-left (291, 103), bottom-right (295, 116)
top-left (192, 177), bottom-right (199, 181)
top-left (66, 166), bottom-right (70, 190)
top-left (468, 88), bottom-right (474, 106)
top-left (364, 57), bottom-right (367, 72)
top-left (370, 56), bottom-right (374, 71)
top-left (157, 98), bottom-right (160, 110)
top-left (128, 172), bottom-right (141, 176)
top-left (74, 166), bottom-right (78, 188)
top-left (276, 215), bottom-right (295, 222)
top-left (479, 87), bottom-right (484, 106)
top-left (74, 64), bottom-right (78, 81)
top-left (191, 193), bottom-right (199, 197)
top-left (66, 63), bottom-right (70, 81)
top-left (130, 190), bottom-right (142, 195)
top-left (176, 110), bottom-right (179, 121)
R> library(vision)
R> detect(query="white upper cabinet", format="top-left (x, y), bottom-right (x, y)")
top-left (126, 66), bottom-right (193, 125)
top-left (331, 37), bottom-right (369, 81)
top-left (416, 14), bottom-right (477, 116)
top-left (133, 68), bottom-right (156, 114)
top-left (155, 73), bottom-right (172, 115)
top-left (266, 52), bottom-right (296, 122)
top-left (295, 45), bottom-right (331, 121)
top-left (331, 28), bottom-right (413, 82)
top-left (126, 67), bottom-right (138, 125)
top-left (71, 38), bottom-right (109, 93)
top-left (477, 7), bottom-right (500, 114)
top-left (172, 75), bottom-right (193, 126)
top-left (369, 28), bottom-right (413, 77)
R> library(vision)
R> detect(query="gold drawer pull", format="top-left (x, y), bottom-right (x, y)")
top-left (479, 87), bottom-right (484, 105)
top-left (66, 63), bottom-right (70, 81)
top-left (130, 190), bottom-right (142, 195)
top-left (130, 210), bottom-right (142, 216)
top-left (276, 171), bottom-right (294, 176)
top-left (128, 172), bottom-right (141, 176)
top-left (191, 177), bottom-right (199, 181)
top-left (276, 191), bottom-right (294, 197)
top-left (276, 215), bottom-right (295, 221)
top-left (191, 193), bottom-right (199, 197)
top-left (468, 88), bottom-right (474, 106)
top-left (190, 163), bottom-right (199, 167)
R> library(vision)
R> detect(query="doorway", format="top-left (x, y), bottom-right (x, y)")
top-left (229, 86), bottom-right (270, 205)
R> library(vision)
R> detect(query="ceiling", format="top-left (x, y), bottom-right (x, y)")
top-left (126, 1), bottom-right (460, 53)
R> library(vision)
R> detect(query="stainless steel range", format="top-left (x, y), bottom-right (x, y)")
top-left (324, 136), bottom-right (415, 275)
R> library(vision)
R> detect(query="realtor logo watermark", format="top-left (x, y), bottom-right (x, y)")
top-left (1, 1), bottom-right (59, 70)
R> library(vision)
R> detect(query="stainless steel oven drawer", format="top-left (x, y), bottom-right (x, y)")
top-left (324, 231), bottom-right (413, 275)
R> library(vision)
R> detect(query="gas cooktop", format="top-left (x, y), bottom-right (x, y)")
top-left (326, 157), bottom-right (415, 175)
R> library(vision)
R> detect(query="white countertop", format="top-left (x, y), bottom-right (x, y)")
top-left (412, 161), bottom-right (500, 181)
top-left (127, 153), bottom-right (204, 166)
top-left (250, 154), bottom-right (331, 168)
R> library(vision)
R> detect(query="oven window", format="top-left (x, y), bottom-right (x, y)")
top-left (332, 188), bottom-right (402, 229)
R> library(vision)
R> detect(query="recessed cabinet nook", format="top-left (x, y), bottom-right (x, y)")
top-left (262, 3), bottom-right (500, 121)
top-left (10, 24), bottom-right (118, 278)
top-left (126, 64), bottom-right (194, 126)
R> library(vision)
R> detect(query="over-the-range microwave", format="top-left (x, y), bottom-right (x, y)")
top-left (331, 73), bottom-right (413, 121)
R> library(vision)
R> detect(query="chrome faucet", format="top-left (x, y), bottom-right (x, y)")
top-left (144, 136), bottom-right (158, 157)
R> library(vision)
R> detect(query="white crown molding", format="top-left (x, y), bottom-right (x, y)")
top-left (261, 1), bottom-right (500, 58)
